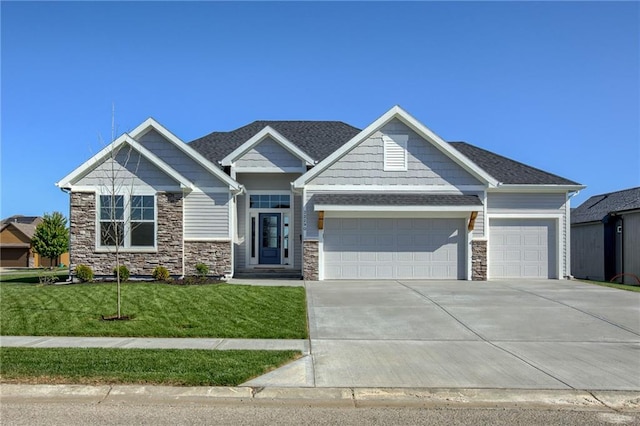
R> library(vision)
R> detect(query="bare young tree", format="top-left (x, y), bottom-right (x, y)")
top-left (96, 110), bottom-right (145, 319)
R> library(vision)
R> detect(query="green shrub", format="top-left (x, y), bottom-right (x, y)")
top-left (195, 263), bottom-right (209, 277)
top-left (113, 265), bottom-right (130, 282)
top-left (152, 266), bottom-right (170, 281)
top-left (75, 265), bottom-right (94, 282)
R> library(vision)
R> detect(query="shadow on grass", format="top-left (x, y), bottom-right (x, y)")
top-left (0, 273), bottom-right (70, 284)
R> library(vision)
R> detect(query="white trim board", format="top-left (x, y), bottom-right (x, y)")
top-left (302, 185), bottom-right (487, 192)
top-left (315, 205), bottom-right (482, 212)
top-left (490, 185), bottom-right (585, 193)
top-left (322, 210), bottom-right (475, 219)
top-left (233, 166), bottom-right (307, 174)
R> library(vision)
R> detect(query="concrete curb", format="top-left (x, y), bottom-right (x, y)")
top-left (2, 384), bottom-right (638, 411)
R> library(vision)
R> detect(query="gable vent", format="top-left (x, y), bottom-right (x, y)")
top-left (383, 134), bottom-right (408, 171)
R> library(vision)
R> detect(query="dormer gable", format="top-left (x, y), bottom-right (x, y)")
top-left (220, 126), bottom-right (315, 173)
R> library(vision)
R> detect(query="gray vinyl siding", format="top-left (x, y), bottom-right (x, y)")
top-left (304, 190), bottom-right (321, 239)
top-left (236, 173), bottom-right (301, 191)
top-left (138, 130), bottom-right (226, 189)
top-left (76, 150), bottom-right (176, 189)
top-left (309, 119), bottom-right (481, 186)
top-left (473, 208), bottom-right (485, 238)
top-left (487, 193), bottom-right (566, 213)
top-left (622, 211), bottom-right (640, 285)
top-left (571, 222), bottom-right (605, 281)
top-left (235, 137), bottom-right (304, 170)
top-left (235, 194), bottom-right (247, 270)
top-left (184, 192), bottom-right (230, 239)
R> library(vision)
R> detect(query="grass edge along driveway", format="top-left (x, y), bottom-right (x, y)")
top-left (0, 347), bottom-right (301, 386)
top-left (1, 282), bottom-right (307, 339)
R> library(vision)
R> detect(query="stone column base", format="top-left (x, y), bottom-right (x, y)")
top-left (303, 240), bottom-right (319, 281)
top-left (472, 239), bottom-right (487, 281)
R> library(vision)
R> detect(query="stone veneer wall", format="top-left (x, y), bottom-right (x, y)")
top-left (303, 240), bottom-right (319, 281)
top-left (69, 191), bottom-right (183, 276)
top-left (471, 239), bottom-right (487, 281)
top-left (184, 241), bottom-right (232, 277)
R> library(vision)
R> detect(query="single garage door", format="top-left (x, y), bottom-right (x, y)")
top-left (489, 219), bottom-right (556, 279)
top-left (323, 218), bottom-right (465, 279)
top-left (0, 248), bottom-right (29, 267)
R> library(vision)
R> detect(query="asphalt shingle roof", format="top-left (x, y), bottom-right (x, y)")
top-left (449, 142), bottom-right (580, 185)
top-left (571, 187), bottom-right (640, 224)
top-left (189, 121), bottom-right (361, 164)
top-left (187, 120), bottom-right (580, 187)
top-left (313, 193), bottom-right (483, 207)
top-left (0, 216), bottom-right (42, 240)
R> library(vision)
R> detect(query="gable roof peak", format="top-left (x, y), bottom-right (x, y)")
top-left (293, 106), bottom-right (499, 188)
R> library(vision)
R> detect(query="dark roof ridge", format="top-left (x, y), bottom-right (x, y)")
top-left (591, 186), bottom-right (640, 198)
top-left (195, 120), bottom-right (359, 138)
top-left (188, 120), bottom-right (362, 164)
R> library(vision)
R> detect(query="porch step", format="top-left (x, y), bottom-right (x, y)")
top-left (233, 269), bottom-right (303, 280)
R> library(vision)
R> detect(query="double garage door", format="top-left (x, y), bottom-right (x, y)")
top-left (489, 219), bottom-right (557, 279)
top-left (323, 218), bottom-right (465, 280)
top-left (0, 248), bottom-right (29, 267)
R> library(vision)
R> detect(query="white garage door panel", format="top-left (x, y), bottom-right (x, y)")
top-left (490, 219), bottom-right (556, 279)
top-left (323, 218), bottom-right (465, 279)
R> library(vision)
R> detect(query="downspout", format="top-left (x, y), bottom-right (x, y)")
top-left (181, 187), bottom-right (186, 279)
top-left (229, 185), bottom-right (245, 279)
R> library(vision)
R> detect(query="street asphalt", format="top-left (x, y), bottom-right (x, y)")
top-left (2, 279), bottom-right (639, 410)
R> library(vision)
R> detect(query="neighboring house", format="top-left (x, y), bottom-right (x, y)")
top-left (56, 106), bottom-right (583, 280)
top-left (571, 187), bottom-right (640, 285)
top-left (0, 216), bottom-right (70, 268)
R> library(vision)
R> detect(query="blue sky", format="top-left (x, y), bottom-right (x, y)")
top-left (2, 1), bottom-right (638, 219)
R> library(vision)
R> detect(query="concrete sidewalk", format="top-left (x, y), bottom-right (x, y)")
top-left (0, 336), bottom-right (309, 353)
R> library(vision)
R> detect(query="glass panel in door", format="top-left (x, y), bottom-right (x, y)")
top-left (259, 213), bottom-right (281, 264)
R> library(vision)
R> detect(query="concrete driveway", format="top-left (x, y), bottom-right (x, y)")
top-left (305, 280), bottom-right (640, 390)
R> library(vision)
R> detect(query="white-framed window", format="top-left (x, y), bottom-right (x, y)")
top-left (98, 194), bottom-right (156, 248)
top-left (383, 134), bottom-right (408, 171)
top-left (249, 194), bottom-right (291, 209)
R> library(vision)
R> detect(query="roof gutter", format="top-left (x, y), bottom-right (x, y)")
top-left (488, 184), bottom-right (586, 192)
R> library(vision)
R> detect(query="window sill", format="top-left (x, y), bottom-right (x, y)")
top-left (95, 247), bottom-right (157, 254)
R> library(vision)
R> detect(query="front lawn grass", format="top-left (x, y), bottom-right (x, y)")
top-left (1, 282), bottom-right (307, 338)
top-left (578, 279), bottom-right (640, 293)
top-left (0, 347), bottom-right (300, 386)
